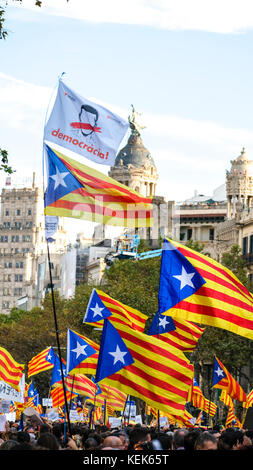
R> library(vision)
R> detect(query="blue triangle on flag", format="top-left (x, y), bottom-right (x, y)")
top-left (83, 289), bottom-right (112, 323)
top-left (50, 355), bottom-right (67, 387)
top-left (44, 145), bottom-right (83, 207)
top-left (158, 239), bottom-right (206, 314)
top-left (212, 357), bottom-right (226, 386)
top-left (66, 329), bottom-right (97, 374)
top-left (95, 319), bottom-right (134, 383)
top-left (147, 312), bottom-right (176, 336)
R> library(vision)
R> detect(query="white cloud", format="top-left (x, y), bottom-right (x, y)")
top-left (10, 0), bottom-right (253, 33)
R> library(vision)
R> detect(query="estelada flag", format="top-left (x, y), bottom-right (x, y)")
top-left (212, 356), bottom-right (247, 403)
top-left (160, 238), bottom-right (253, 340)
top-left (44, 145), bottom-right (153, 228)
top-left (44, 79), bottom-right (129, 167)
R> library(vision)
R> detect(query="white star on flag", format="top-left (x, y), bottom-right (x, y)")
top-left (50, 167), bottom-right (69, 189)
top-left (71, 341), bottom-right (88, 359)
top-left (109, 344), bottom-right (128, 365)
top-left (173, 266), bottom-right (196, 290)
top-left (90, 303), bottom-right (105, 318)
top-left (215, 366), bottom-right (225, 378)
top-left (159, 315), bottom-right (171, 330)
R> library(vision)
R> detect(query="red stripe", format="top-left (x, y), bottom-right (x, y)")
top-left (193, 284), bottom-right (253, 314)
top-left (49, 197), bottom-right (152, 220)
top-left (119, 327), bottom-right (193, 371)
top-left (174, 298), bottom-right (253, 330)
top-left (108, 372), bottom-right (186, 412)
top-left (179, 246), bottom-right (252, 300)
top-left (196, 265), bottom-right (253, 307)
top-left (59, 156), bottom-right (153, 204)
top-left (76, 186), bottom-right (152, 205)
top-left (173, 320), bottom-right (204, 337)
top-left (99, 294), bottom-right (147, 324)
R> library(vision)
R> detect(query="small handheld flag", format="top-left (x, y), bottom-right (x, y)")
top-left (66, 329), bottom-right (97, 374)
top-left (95, 319), bottom-right (134, 383)
top-left (212, 356), bottom-right (247, 403)
top-left (84, 289), bottom-right (113, 323)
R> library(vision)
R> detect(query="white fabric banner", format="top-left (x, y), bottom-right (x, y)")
top-left (0, 374), bottom-right (25, 403)
top-left (44, 80), bottom-right (129, 166)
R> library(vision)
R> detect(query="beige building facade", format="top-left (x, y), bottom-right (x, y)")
top-left (0, 179), bottom-right (67, 313)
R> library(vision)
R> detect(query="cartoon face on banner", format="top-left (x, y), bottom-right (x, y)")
top-left (44, 80), bottom-right (129, 166)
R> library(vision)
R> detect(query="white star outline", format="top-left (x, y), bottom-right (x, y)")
top-left (215, 366), bottom-right (225, 378)
top-left (173, 266), bottom-right (196, 290)
top-left (71, 341), bottom-right (88, 359)
top-left (159, 315), bottom-right (171, 330)
top-left (108, 344), bottom-right (128, 366)
top-left (50, 167), bottom-right (69, 190)
top-left (90, 303), bottom-right (105, 319)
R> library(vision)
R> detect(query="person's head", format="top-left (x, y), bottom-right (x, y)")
top-left (101, 435), bottom-right (123, 450)
top-left (218, 428), bottom-right (244, 450)
top-left (79, 104), bottom-right (99, 137)
top-left (36, 433), bottom-right (60, 450)
top-left (15, 431), bottom-right (31, 444)
top-left (154, 432), bottom-right (172, 450)
top-left (172, 429), bottom-right (189, 450)
top-left (83, 437), bottom-right (99, 450)
top-left (194, 432), bottom-right (218, 450)
top-left (184, 429), bottom-right (202, 451)
top-left (0, 439), bottom-right (19, 450)
top-left (111, 431), bottom-right (129, 450)
top-left (128, 427), bottom-right (151, 450)
top-left (39, 424), bottom-right (51, 435)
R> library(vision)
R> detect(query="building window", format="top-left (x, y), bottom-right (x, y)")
top-left (2, 301), bottom-right (10, 309)
top-left (209, 228), bottom-right (214, 241)
top-left (250, 235), bottom-right (253, 254)
top-left (187, 229), bottom-right (192, 240)
top-left (17, 209), bottom-right (21, 216)
top-left (5, 210), bottom-right (9, 216)
top-left (28, 209), bottom-right (32, 215)
top-left (14, 274), bottom-right (23, 282)
top-left (243, 236), bottom-right (248, 255)
top-left (14, 288), bottom-right (22, 296)
top-left (11, 235), bottom-right (19, 242)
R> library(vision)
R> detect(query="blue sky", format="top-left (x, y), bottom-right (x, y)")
top-left (1, 0), bottom-right (253, 238)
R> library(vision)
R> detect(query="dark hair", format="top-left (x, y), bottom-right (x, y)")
top-left (80, 104), bottom-right (98, 120)
top-left (194, 432), bottom-right (217, 450)
top-left (184, 429), bottom-right (202, 451)
top-left (37, 433), bottom-right (60, 450)
top-left (84, 437), bottom-right (99, 450)
top-left (218, 429), bottom-right (244, 450)
top-left (16, 431), bottom-right (31, 444)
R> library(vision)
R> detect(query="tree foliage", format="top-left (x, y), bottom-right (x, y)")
top-left (0, 241), bottom-right (252, 396)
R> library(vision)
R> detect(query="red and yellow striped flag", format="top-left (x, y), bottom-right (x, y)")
top-left (98, 322), bottom-right (193, 418)
top-left (225, 407), bottom-right (242, 428)
top-left (156, 319), bottom-right (205, 352)
top-left (190, 379), bottom-right (217, 417)
top-left (44, 146), bottom-right (153, 228)
top-left (0, 347), bottom-right (24, 391)
top-left (65, 374), bottom-right (97, 398)
top-left (213, 356), bottom-right (247, 403)
top-left (28, 347), bottom-right (54, 378)
top-left (51, 385), bottom-right (73, 409)
top-left (86, 289), bottom-right (148, 332)
top-left (220, 390), bottom-right (234, 408)
top-left (68, 332), bottom-right (99, 376)
top-left (163, 239), bottom-right (253, 340)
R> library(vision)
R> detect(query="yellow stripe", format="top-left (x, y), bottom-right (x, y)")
top-left (45, 206), bottom-right (153, 227)
top-left (167, 305), bottom-right (253, 339)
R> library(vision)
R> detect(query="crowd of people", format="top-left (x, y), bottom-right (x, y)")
top-left (0, 417), bottom-right (253, 452)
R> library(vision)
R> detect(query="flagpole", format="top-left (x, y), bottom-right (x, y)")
top-left (46, 241), bottom-right (71, 435)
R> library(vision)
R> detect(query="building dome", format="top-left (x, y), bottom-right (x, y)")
top-left (114, 105), bottom-right (156, 169)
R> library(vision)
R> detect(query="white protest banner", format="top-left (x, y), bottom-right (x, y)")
top-left (44, 80), bottom-right (129, 167)
top-left (0, 374), bottom-right (25, 403)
